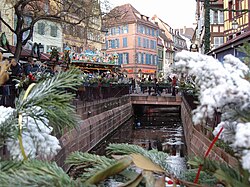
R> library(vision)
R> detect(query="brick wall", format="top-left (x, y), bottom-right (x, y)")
top-left (181, 97), bottom-right (239, 168)
top-left (53, 99), bottom-right (133, 171)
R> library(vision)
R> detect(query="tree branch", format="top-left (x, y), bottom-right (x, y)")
top-left (0, 16), bottom-right (15, 33)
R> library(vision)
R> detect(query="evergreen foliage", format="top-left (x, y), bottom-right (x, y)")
top-left (204, 0), bottom-right (211, 53)
top-left (187, 157), bottom-right (250, 187)
top-left (0, 68), bottom-right (83, 159)
top-left (0, 160), bottom-right (85, 187)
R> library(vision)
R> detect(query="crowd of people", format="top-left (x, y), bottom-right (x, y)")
top-left (0, 51), bottom-right (179, 106)
top-left (0, 54), bottom-right (55, 106)
top-left (134, 75), bottom-right (178, 96)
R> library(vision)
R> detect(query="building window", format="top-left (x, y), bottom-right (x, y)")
top-left (115, 39), bottom-right (120, 48)
top-left (140, 25), bottom-right (143, 33)
top-left (50, 25), bottom-right (57, 37)
top-left (158, 49), bottom-right (163, 58)
top-left (118, 53), bottom-right (123, 65)
top-left (123, 25), bottom-right (128, 34)
top-left (142, 26), bottom-right (146, 34)
top-left (143, 38), bottom-right (146, 48)
top-left (123, 37), bottom-right (128, 47)
top-left (106, 40), bottom-right (108, 49)
top-left (210, 10), bottom-right (224, 24)
top-left (156, 30), bottom-right (159, 37)
top-left (218, 11), bottom-right (224, 23)
top-left (146, 39), bottom-right (149, 48)
top-left (108, 40), bottom-right (111, 48)
top-left (123, 53), bottom-right (129, 64)
top-left (152, 29), bottom-right (155, 36)
top-left (145, 27), bottom-right (148, 35)
top-left (213, 37), bottom-right (224, 48)
top-left (38, 22), bottom-right (45, 35)
top-left (138, 37), bottom-right (141, 47)
top-left (138, 52), bottom-right (141, 64)
top-left (146, 54), bottom-right (149, 64)
top-left (141, 53), bottom-right (144, 64)
top-left (117, 27), bottom-right (121, 35)
top-left (111, 27), bottom-right (115, 35)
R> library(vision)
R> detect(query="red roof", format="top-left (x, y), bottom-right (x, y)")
top-left (9, 45), bottom-right (51, 61)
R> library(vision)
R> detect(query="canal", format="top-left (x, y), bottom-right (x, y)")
top-left (90, 104), bottom-right (187, 177)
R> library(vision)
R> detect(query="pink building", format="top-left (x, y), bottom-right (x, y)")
top-left (104, 4), bottom-right (159, 78)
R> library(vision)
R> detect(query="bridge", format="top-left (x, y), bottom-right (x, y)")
top-left (130, 94), bottom-right (182, 105)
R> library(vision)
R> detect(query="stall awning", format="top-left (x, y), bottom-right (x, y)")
top-left (8, 45), bottom-right (50, 61)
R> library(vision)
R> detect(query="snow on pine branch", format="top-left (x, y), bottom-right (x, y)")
top-left (0, 106), bottom-right (61, 160)
top-left (175, 51), bottom-right (250, 173)
top-left (175, 51), bottom-right (250, 124)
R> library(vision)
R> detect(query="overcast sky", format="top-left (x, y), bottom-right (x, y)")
top-left (106, 0), bottom-right (197, 29)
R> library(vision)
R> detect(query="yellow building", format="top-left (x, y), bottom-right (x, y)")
top-left (207, 0), bottom-right (249, 61)
top-left (224, 0), bottom-right (249, 41)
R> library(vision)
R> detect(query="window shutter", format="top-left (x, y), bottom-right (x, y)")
top-left (50, 25), bottom-right (57, 37)
top-left (117, 39), bottom-right (120, 48)
top-left (105, 40), bottom-right (108, 49)
top-left (141, 53), bottom-right (144, 64)
top-left (118, 53), bottom-right (122, 65)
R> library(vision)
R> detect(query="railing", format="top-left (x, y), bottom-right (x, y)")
top-left (76, 83), bottom-right (130, 102)
top-left (0, 83), bottom-right (131, 107)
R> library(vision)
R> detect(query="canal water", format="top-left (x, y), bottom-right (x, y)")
top-left (90, 104), bottom-right (187, 177)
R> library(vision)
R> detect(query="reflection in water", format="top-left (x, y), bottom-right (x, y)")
top-left (90, 105), bottom-right (187, 177)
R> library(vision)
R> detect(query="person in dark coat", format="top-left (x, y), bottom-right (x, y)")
top-left (23, 57), bottom-right (35, 76)
top-left (148, 75), bottom-right (152, 95)
top-left (9, 58), bottom-right (22, 81)
top-left (154, 78), bottom-right (161, 96)
top-left (2, 58), bottom-right (21, 107)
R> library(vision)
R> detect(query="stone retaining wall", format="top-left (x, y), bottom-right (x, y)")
top-left (181, 97), bottom-right (239, 168)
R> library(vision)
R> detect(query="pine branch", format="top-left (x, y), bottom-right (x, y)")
top-left (106, 143), bottom-right (147, 155)
top-left (182, 169), bottom-right (218, 186)
top-left (188, 157), bottom-right (250, 186)
top-left (0, 110), bottom-right (19, 147)
top-left (15, 68), bottom-right (83, 133)
top-left (66, 152), bottom-right (115, 179)
top-left (0, 160), bottom-right (23, 172)
top-left (66, 152), bottom-right (115, 167)
top-left (106, 143), bottom-right (170, 172)
top-left (0, 160), bottom-right (85, 187)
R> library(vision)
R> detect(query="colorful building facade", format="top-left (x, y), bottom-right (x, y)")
top-left (104, 4), bottom-right (159, 78)
top-left (208, 0), bottom-right (250, 61)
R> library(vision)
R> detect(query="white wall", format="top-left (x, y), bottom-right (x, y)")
top-left (33, 20), bottom-right (63, 53)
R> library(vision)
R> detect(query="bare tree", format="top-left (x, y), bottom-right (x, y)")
top-left (0, 0), bottom-right (117, 60)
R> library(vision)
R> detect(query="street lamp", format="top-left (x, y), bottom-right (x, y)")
top-left (232, 19), bottom-right (239, 30)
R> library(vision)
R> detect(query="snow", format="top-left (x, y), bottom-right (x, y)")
top-left (166, 155), bottom-right (187, 177)
top-left (0, 105), bottom-right (61, 160)
top-left (175, 50), bottom-right (250, 174)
